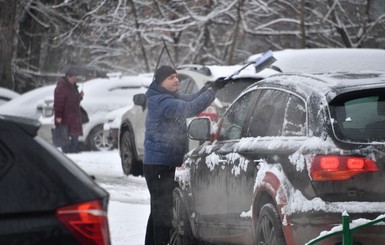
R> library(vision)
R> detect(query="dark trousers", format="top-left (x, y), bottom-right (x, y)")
top-left (62, 136), bottom-right (79, 153)
top-left (144, 164), bottom-right (177, 245)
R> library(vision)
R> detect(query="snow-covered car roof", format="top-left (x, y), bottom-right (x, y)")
top-left (79, 75), bottom-right (152, 114)
top-left (245, 72), bottom-right (385, 102)
top-left (248, 48), bottom-right (385, 73)
top-left (0, 87), bottom-right (20, 100)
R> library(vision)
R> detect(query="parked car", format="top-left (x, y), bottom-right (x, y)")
top-left (0, 75), bottom-right (152, 151)
top-left (0, 114), bottom-right (110, 244)
top-left (116, 65), bottom-right (278, 176)
top-left (102, 105), bottom-right (134, 148)
top-left (0, 85), bottom-right (55, 119)
top-left (7, 74), bottom-right (150, 151)
top-left (0, 87), bottom-right (20, 105)
top-left (171, 72), bottom-right (385, 245)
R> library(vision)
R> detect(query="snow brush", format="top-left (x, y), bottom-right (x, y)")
top-left (226, 50), bottom-right (276, 80)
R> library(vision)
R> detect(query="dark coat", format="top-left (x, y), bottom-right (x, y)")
top-left (54, 77), bottom-right (83, 136)
top-left (144, 82), bottom-right (215, 167)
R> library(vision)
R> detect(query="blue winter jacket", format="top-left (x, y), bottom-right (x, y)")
top-left (144, 82), bottom-right (215, 167)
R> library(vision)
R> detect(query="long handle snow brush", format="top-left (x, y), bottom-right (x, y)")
top-left (226, 50), bottom-right (276, 80)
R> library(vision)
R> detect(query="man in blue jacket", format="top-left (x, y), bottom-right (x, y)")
top-left (143, 65), bottom-right (224, 245)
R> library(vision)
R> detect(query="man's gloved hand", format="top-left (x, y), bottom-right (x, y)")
top-left (210, 77), bottom-right (227, 92)
top-left (199, 81), bottom-right (212, 93)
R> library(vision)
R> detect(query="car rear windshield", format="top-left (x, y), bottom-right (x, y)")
top-left (331, 90), bottom-right (385, 143)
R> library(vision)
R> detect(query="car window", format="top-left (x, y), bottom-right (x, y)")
top-left (332, 93), bottom-right (385, 142)
top-left (282, 94), bottom-right (306, 136)
top-left (215, 78), bottom-right (258, 104)
top-left (218, 90), bottom-right (257, 140)
top-left (246, 89), bottom-right (289, 137)
top-left (179, 74), bottom-right (199, 94)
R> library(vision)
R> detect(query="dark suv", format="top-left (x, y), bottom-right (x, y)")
top-left (0, 115), bottom-right (110, 245)
top-left (172, 72), bottom-right (385, 245)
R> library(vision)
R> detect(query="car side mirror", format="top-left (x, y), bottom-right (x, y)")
top-left (188, 117), bottom-right (211, 141)
top-left (133, 94), bottom-right (146, 111)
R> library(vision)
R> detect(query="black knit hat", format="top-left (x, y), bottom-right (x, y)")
top-left (154, 66), bottom-right (177, 84)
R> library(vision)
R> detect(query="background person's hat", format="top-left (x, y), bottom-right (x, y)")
top-left (154, 66), bottom-right (176, 84)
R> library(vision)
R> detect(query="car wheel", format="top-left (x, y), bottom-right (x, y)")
top-left (170, 189), bottom-right (197, 245)
top-left (88, 124), bottom-right (114, 151)
top-left (120, 130), bottom-right (142, 176)
top-left (255, 203), bottom-right (286, 245)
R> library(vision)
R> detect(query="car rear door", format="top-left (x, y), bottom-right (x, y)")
top-left (222, 88), bottom-right (307, 238)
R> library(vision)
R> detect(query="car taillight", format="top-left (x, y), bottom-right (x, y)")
top-left (56, 200), bottom-right (110, 245)
top-left (310, 155), bottom-right (379, 181)
top-left (198, 105), bottom-right (218, 120)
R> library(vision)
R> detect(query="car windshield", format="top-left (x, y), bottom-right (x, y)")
top-left (331, 91), bottom-right (385, 142)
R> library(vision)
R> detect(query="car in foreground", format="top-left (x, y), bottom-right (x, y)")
top-left (171, 72), bottom-right (385, 245)
top-left (0, 114), bottom-right (111, 244)
top-left (117, 65), bottom-right (277, 176)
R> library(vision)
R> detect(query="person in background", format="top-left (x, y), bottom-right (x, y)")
top-left (143, 65), bottom-right (225, 245)
top-left (53, 67), bottom-right (84, 153)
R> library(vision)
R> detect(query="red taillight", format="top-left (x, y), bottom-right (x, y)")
top-left (198, 105), bottom-right (218, 120)
top-left (310, 155), bottom-right (379, 181)
top-left (56, 200), bottom-right (110, 245)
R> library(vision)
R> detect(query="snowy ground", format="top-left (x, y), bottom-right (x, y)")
top-left (66, 150), bottom-right (150, 245)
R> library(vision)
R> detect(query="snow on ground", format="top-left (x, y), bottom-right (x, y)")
top-left (66, 150), bottom-right (150, 245)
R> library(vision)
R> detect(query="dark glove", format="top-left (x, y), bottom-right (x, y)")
top-left (199, 81), bottom-right (212, 93)
top-left (210, 77), bottom-right (227, 92)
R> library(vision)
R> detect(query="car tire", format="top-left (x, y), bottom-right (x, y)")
top-left (255, 203), bottom-right (286, 245)
top-left (170, 189), bottom-right (197, 245)
top-left (88, 124), bottom-right (114, 151)
top-left (120, 130), bottom-right (142, 176)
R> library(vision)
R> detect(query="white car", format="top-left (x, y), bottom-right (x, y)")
top-left (0, 85), bottom-right (55, 119)
top-left (0, 74), bottom-right (152, 151)
top-left (0, 87), bottom-right (20, 105)
top-left (41, 74), bottom-right (153, 151)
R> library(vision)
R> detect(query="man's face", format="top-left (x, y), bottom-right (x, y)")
top-left (160, 73), bottom-right (179, 93)
top-left (67, 75), bottom-right (77, 84)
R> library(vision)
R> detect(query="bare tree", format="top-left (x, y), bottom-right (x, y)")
top-left (2, 0), bottom-right (384, 92)
top-left (0, 0), bottom-right (19, 90)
